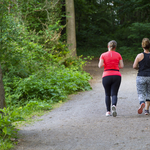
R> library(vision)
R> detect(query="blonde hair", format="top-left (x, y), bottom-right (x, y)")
top-left (108, 40), bottom-right (117, 50)
top-left (142, 38), bottom-right (150, 49)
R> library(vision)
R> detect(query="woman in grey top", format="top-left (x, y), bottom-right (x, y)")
top-left (133, 38), bottom-right (150, 115)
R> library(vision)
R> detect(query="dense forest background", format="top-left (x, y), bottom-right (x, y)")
top-left (1, 0), bottom-right (150, 149)
top-left (75, 0), bottom-right (150, 60)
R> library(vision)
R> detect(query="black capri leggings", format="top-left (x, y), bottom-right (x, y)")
top-left (102, 75), bottom-right (121, 111)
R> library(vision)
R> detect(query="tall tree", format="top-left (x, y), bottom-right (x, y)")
top-left (65, 0), bottom-right (76, 56)
top-left (0, 0), bottom-right (6, 109)
top-left (0, 64), bottom-right (6, 109)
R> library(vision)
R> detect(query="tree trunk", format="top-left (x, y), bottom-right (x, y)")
top-left (0, 0), bottom-right (6, 110)
top-left (65, 0), bottom-right (77, 56)
top-left (0, 63), bottom-right (6, 109)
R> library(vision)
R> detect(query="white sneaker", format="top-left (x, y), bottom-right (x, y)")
top-left (106, 111), bottom-right (111, 117)
top-left (112, 105), bottom-right (117, 117)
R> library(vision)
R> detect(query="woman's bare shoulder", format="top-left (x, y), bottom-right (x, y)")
top-left (137, 53), bottom-right (143, 58)
top-left (136, 53), bottom-right (144, 62)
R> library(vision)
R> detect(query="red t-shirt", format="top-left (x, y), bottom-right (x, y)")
top-left (100, 51), bottom-right (122, 77)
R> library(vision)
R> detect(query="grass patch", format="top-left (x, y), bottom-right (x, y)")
top-left (13, 97), bottom-right (71, 128)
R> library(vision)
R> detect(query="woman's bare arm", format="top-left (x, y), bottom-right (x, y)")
top-left (119, 59), bottom-right (124, 69)
top-left (133, 54), bottom-right (140, 69)
top-left (98, 59), bottom-right (104, 68)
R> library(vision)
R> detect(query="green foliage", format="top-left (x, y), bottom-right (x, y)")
top-left (63, 55), bottom-right (93, 70)
top-left (117, 22), bottom-right (150, 61)
top-left (0, 138), bottom-right (14, 150)
top-left (0, 108), bottom-right (25, 149)
top-left (77, 47), bottom-right (106, 57)
top-left (118, 47), bottom-right (138, 61)
top-left (128, 23), bottom-right (150, 46)
top-left (75, 0), bottom-right (150, 60)
top-left (0, 1), bottom-right (93, 149)
top-left (4, 66), bottom-right (92, 106)
top-left (1, 14), bottom-right (69, 78)
top-left (75, 0), bottom-right (115, 49)
top-left (1, 16), bottom-right (41, 77)
top-left (23, 101), bottom-right (52, 112)
top-left (17, 0), bottom-right (63, 32)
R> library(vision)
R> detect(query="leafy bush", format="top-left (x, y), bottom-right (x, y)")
top-left (62, 56), bottom-right (93, 71)
top-left (0, 108), bottom-right (25, 150)
top-left (1, 15), bottom-right (67, 78)
top-left (23, 101), bottom-right (52, 112)
top-left (4, 66), bottom-right (92, 106)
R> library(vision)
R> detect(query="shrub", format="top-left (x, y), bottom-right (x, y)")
top-left (0, 108), bottom-right (25, 150)
top-left (4, 65), bottom-right (92, 106)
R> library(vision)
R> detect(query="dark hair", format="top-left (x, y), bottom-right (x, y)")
top-left (108, 40), bottom-right (117, 50)
top-left (142, 38), bottom-right (150, 49)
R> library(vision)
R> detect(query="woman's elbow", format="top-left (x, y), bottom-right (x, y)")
top-left (119, 64), bottom-right (124, 69)
top-left (133, 65), bottom-right (138, 69)
top-left (133, 66), bottom-right (136, 69)
top-left (98, 65), bottom-right (103, 68)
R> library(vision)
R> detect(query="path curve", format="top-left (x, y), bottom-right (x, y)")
top-left (14, 59), bottom-right (150, 150)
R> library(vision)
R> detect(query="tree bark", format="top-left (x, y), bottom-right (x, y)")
top-left (0, 63), bottom-right (6, 109)
top-left (65, 0), bottom-right (77, 56)
top-left (0, 0), bottom-right (6, 110)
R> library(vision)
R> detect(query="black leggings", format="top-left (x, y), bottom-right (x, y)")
top-left (102, 75), bottom-right (121, 111)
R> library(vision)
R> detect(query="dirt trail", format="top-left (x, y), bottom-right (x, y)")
top-left (14, 59), bottom-right (150, 150)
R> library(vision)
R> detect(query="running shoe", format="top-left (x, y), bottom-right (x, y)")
top-left (106, 111), bottom-right (111, 117)
top-left (145, 110), bottom-right (149, 115)
top-left (112, 105), bottom-right (117, 117)
top-left (138, 103), bottom-right (145, 114)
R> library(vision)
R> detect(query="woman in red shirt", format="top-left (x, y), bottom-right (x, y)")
top-left (98, 40), bottom-right (124, 117)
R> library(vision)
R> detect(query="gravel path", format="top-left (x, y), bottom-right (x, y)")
top-left (14, 59), bottom-right (150, 150)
